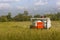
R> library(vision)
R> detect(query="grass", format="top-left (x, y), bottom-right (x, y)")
top-left (0, 21), bottom-right (60, 40)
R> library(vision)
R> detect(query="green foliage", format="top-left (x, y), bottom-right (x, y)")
top-left (24, 10), bottom-right (28, 16)
top-left (0, 12), bottom-right (12, 22)
top-left (14, 14), bottom-right (32, 21)
top-left (45, 12), bottom-right (60, 21)
top-left (13, 11), bottom-right (32, 21)
top-left (0, 16), bottom-right (8, 22)
top-left (0, 11), bottom-right (32, 22)
top-left (14, 13), bottom-right (24, 21)
top-left (34, 14), bottom-right (41, 18)
top-left (7, 12), bottom-right (12, 21)
top-left (0, 11), bottom-right (60, 22)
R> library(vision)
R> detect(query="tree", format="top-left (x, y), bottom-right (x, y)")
top-left (24, 10), bottom-right (28, 16)
top-left (44, 13), bottom-right (60, 21)
top-left (13, 13), bottom-right (32, 21)
top-left (7, 12), bottom-right (12, 21)
top-left (0, 16), bottom-right (8, 22)
top-left (34, 14), bottom-right (41, 18)
top-left (14, 13), bottom-right (24, 21)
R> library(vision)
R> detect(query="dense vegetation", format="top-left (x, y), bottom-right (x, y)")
top-left (0, 21), bottom-right (60, 40)
top-left (0, 11), bottom-right (60, 22)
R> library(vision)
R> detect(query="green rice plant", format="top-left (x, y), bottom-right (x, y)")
top-left (0, 21), bottom-right (60, 40)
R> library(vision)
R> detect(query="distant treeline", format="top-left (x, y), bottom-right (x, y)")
top-left (0, 11), bottom-right (60, 22)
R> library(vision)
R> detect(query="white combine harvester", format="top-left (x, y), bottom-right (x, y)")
top-left (30, 18), bottom-right (51, 29)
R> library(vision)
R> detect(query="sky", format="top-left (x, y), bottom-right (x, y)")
top-left (0, 0), bottom-right (60, 16)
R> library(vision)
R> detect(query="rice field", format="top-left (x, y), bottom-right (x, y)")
top-left (0, 21), bottom-right (60, 40)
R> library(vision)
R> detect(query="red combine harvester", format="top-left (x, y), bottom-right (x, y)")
top-left (30, 18), bottom-right (51, 29)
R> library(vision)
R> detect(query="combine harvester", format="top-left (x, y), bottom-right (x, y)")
top-left (30, 17), bottom-right (51, 29)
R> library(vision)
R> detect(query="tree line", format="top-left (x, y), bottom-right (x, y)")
top-left (0, 11), bottom-right (60, 22)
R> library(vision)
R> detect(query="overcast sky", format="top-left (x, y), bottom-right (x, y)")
top-left (0, 0), bottom-right (60, 16)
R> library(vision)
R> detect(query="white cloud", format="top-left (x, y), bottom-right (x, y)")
top-left (0, 0), bottom-right (20, 2)
top-left (17, 6), bottom-right (26, 10)
top-left (0, 3), bottom-right (11, 9)
top-left (57, 2), bottom-right (60, 5)
top-left (34, 0), bottom-right (48, 6)
top-left (56, 0), bottom-right (60, 9)
top-left (34, 8), bottom-right (37, 10)
top-left (58, 8), bottom-right (60, 9)
top-left (56, 2), bottom-right (60, 5)
top-left (33, 7), bottom-right (39, 10)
